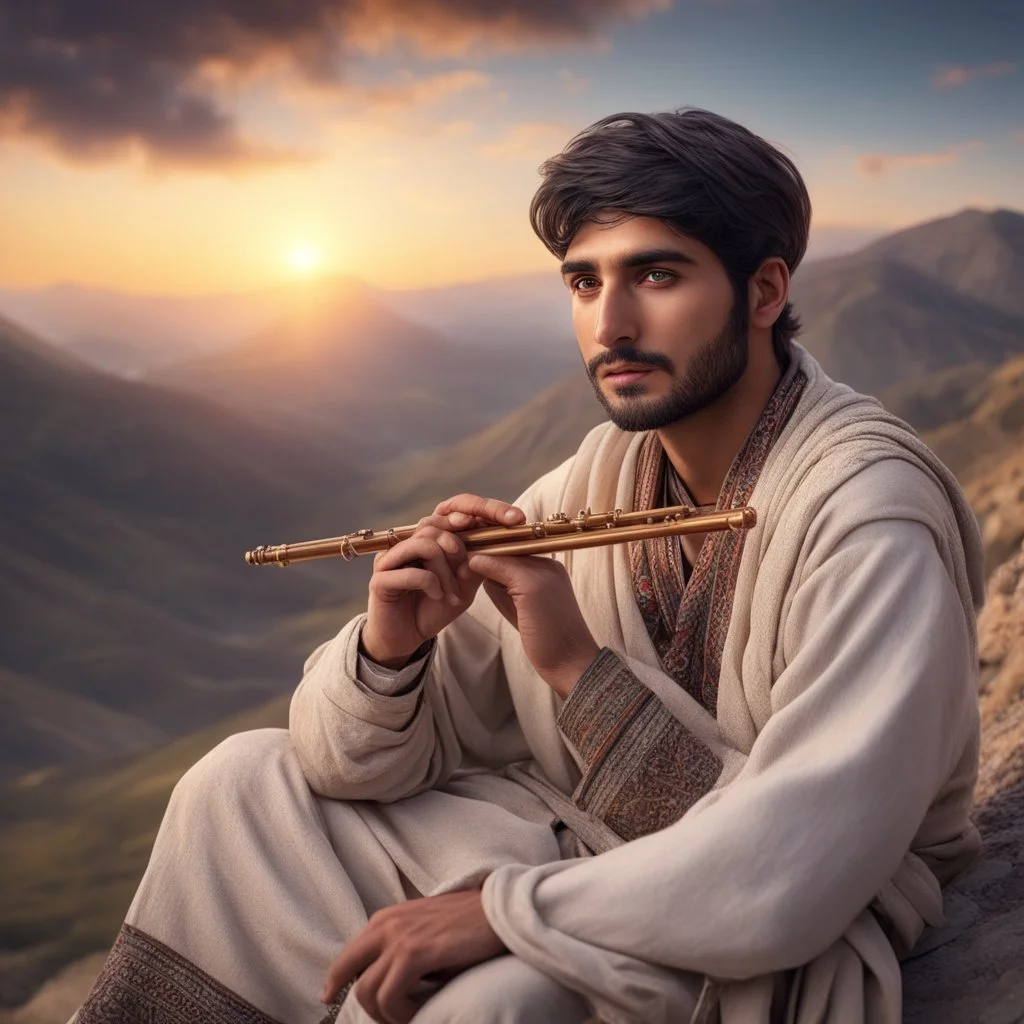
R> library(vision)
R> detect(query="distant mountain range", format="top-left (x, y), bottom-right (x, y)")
top-left (0, 272), bottom-right (573, 379)
top-left (146, 277), bottom-right (579, 463)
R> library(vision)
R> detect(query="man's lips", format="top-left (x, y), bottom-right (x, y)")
top-left (602, 365), bottom-right (655, 383)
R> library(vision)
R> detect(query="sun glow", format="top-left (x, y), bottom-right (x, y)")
top-left (286, 244), bottom-right (321, 275)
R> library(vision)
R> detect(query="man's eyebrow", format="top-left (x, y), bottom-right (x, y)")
top-left (559, 248), bottom-right (698, 277)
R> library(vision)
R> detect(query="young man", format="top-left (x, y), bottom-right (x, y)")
top-left (72, 108), bottom-right (983, 1024)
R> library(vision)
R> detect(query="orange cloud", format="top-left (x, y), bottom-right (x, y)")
top-left (931, 61), bottom-right (1017, 89)
top-left (479, 122), bottom-right (576, 161)
top-left (858, 141), bottom-right (983, 177)
top-left (344, 0), bottom-right (672, 58)
top-left (358, 70), bottom-right (491, 109)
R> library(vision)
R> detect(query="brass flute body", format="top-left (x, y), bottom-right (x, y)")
top-left (244, 504), bottom-right (756, 567)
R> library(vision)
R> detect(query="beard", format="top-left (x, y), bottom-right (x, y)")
top-left (586, 291), bottom-right (749, 432)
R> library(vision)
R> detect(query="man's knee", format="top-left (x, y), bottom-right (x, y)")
top-left (411, 955), bottom-right (592, 1024)
top-left (169, 728), bottom-right (293, 819)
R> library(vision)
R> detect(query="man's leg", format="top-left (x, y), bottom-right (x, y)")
top-left (76, 728), bottom-right (402, 1023)
top-left (335, 955), bottom-right (593, 1024)
top-left (412, 956), bottom-right (594, 1024)
top-left (73, 728), bottom-right (564, 1024)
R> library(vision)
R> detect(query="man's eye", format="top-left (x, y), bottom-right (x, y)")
top-left (572, 277), bottom-right (598, 292)
top-left (647, 270), bottom-right (674, 282)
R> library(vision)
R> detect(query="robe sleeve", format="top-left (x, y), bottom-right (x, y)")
top-left (356, 633), bottom-right (435, 696)
top-left (481, 513), bottom-right (979, 992)
top-left (288, 581), bottom-right (532, 803)
top-left (557, 649), bottom-right (724, 841)
top-left (287, 463), bottom-right (572, 803)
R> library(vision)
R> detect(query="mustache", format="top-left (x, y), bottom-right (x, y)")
top-left (586, 347), bottom-right (675, 379)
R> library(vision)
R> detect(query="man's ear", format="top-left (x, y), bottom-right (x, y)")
top-left (749, 256), bottom-right (790, 330)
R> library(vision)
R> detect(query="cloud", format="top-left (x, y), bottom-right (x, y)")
top-left (559, 69), bottom-right (591, 94)
top-left (858, 141), bottom-right (983, 177)
top-left (356, 70), bottom-right (490, 109)
top-left (0, 0), bottom-right (670, 172)
top-left (931, 61), bottom-right (1017, 89)
top-left (479, 122), bottom-right (576, 161)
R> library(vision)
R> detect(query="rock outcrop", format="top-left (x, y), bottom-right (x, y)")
top-left (904, 541), bottom-right (1024, 1023)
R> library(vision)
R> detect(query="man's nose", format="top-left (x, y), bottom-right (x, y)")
top-left (593, 288), bottom-right (638, 348)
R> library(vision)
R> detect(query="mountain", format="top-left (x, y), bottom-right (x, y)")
top-left (149, 276), bottom-right (579, 463)
top-left (0, 283), bottom-right (287, 377)
top-left (372, 270), bottom-right (573, 351)
top-left (791, 253), bottom-right (1024, 396)
top-left (0, 314), bottom-right (369, 774)
top-left (370, 372), bottom-right (605, 521)
top-left (857, 207), bottom-right (1024, 318)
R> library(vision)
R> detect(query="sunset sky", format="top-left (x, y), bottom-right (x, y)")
top-left (1, 0), bottom-right (1021, 295)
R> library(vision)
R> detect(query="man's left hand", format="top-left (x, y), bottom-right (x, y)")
top-left (462, 553), bottom-right (601, 699)
top-left (321, 889), bottom-right (506, 1024)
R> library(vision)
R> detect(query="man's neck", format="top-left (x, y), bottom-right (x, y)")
top-left (656, 345), bottom-right (784, 506)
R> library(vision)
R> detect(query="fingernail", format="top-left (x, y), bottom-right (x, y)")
top-left (504, 510), bottom-right (518, 522)
top-left (448, 593), bottom-right (460, 606)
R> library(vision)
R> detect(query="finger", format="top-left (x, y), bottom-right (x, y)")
top-left (375, 533), bottom-right (463, 574)
top-left (483, 578), bottom-right (518, 629)
top-left (377, 536), bottom-right (464, 605)
top-left (417, 512), bottom-right (477, 533)
top-left (352, 954), bottom-right (390, 1022)
top-left (322, 932), bottom-right (380, 1005)
top-left (375, 953), bottom-right (427, 1024)
top-left (465, 553), bottom-right (525, 587)
top-left (418, 547), bottom-right (462, 607)
top-left (370, 566), bottom-right (445, 603)
top-left (434, 493), bottom-right (525, 527)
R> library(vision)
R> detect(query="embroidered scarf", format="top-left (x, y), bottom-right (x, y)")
top-left (630, 360), bottom-right (808, 714)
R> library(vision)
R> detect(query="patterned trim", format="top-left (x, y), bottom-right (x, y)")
top-left (558, 649), bottom-right (723, 842)
top-left (75, 924), bottom-right (343, 1024)
top-left (558, 648), bottom-right (650, 767)
top-left (631, 363), bottom-right (808, 715)
top-left (557, 364), bottom-right (808, 842)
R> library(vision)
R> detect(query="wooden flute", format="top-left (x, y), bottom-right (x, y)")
top-left (244, 504), bottom-right (756, 567)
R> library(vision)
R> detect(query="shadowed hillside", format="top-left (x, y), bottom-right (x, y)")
top-left (792, 258), bottom-right (1024, 396)
top-left (0, 314), bottom-right (369, 775)
top-left (369, 372), bottom-right (605, 520)
top-left (859, 207), bottom-right (1024, 318)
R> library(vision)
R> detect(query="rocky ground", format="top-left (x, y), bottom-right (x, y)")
top-left (904, 540), bottom-right (1024, 1024)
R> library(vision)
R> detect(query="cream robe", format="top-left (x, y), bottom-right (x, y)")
top-left (289, 342), bottom-right (984, 1024)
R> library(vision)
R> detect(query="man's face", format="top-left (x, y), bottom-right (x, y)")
top-left (562, 213), bottom-right (749, 432)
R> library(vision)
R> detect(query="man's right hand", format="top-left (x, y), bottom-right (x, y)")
top-left (360, 494), bottom-right (526, 669)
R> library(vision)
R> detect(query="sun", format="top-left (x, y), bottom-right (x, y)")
top-left (286, 244), bottom-right (321, 275)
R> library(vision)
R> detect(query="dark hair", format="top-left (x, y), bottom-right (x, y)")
top-left (530, 107), bottom-right (811, 367)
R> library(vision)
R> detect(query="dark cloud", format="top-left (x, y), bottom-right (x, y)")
top-left (0, 0), bottom-right (667, 170)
